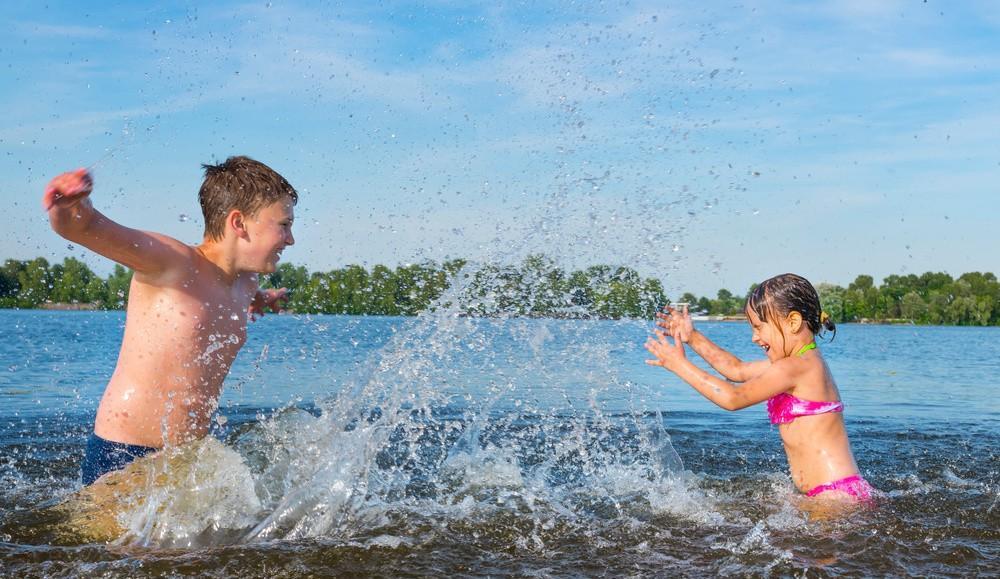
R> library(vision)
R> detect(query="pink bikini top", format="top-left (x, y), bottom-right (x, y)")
top-left (767, 392), bottom-right (843, 425)
top-left (766, 342), bottom-right (844, 425)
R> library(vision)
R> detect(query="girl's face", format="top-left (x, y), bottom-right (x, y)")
top-left (746, 307), bottom-right (790, 361)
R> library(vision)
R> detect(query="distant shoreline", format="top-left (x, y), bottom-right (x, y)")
top-left (37, 302), bottom-right (100, 311)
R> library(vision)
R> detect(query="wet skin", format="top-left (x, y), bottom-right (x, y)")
top-left (45, 168), bottom-right (294, 448)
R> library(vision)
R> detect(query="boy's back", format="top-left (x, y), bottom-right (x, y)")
top-left (43, 157), bottom-right (296, 480)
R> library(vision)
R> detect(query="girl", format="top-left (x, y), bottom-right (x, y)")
top-left (644, 273), bottom-right (873, 501)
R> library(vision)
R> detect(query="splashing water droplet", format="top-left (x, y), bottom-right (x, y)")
top-left (179, 214), bottom-right (190, 222)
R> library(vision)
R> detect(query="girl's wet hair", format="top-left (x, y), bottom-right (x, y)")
top-left (746, 273), bottom-right (836, 340)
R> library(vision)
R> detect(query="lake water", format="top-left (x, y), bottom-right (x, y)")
top-left (1, 309), bottom-right (997, 576)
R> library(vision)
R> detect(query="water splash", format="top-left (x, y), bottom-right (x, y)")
top-left (84, 262), bottom-right (698, 548)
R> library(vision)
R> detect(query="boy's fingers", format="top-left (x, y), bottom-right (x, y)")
top-left (42, 186), bottom-right (57, 211)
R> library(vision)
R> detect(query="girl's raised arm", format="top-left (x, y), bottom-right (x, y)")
top-left (657, 305), bottom-right (768, 382)
top-left (645, 330), bottom-right (795, 410)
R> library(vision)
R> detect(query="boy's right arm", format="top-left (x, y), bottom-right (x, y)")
top-left (44, 169), bottom-right (188, 275)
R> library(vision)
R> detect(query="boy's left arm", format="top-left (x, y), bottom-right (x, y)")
top-left (249, 287), bottom-right (289, 320)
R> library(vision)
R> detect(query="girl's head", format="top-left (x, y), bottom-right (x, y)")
top-left (745, 273), bottom-right (835, 358)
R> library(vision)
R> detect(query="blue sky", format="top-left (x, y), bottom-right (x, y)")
top-left (2, 0), bottom-right (998, 296)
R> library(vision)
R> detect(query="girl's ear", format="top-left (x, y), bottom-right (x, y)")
top-left (786, 311), bottom-right (803, 333)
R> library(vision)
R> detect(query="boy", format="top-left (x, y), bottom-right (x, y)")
top-left (43, 156), bottom-right (296, 485)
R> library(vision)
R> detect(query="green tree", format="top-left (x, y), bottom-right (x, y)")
top-left (880, 274), bottom-right (919, 318)
top-left (566, 270), bottom-right (595, 310)
top-left (844, 275), bottom-right (877, 320)
top-left (926, 292), bottom-right (950, 325)
top-left (520, 254), bottom-right (567, 316)
top-left (103, 265), bottom-right (133, 309)
top-left (816, 283), bottom-right (845, 322)
top-left (85, 276), bottom-right (109, 305)
top-left (368, 264), bottom-right (401, 315)
top-left (640, 278), bottom-right (667, 318)
top-left (917, 272), bottom-right (953, 298)
top-left (679, 292), bottom-right (699, 306)
top-left (16, 258), bottom-right (52, 308)
top-left (50, 257), bottom-right (95, 304)
top-left (0, 260), bottom-right (22, 308)
top-left (595, 267), bottom-right (642, 319)
top-left (899, 291), bottom-right (927, 323)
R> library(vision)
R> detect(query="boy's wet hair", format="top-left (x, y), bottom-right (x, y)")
top-left (199, 156), bottom-right (298, 240)
top-left (746, 273), bottom-right (836, 339)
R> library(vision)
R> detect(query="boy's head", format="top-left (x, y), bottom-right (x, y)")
top-left (199, 156), bottom-right (298, 241)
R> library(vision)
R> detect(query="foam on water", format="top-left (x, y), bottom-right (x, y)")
top-left (118, 438), bottom-right (261, 548)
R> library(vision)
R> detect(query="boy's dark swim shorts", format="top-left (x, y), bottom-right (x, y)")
top-left (81, 433), bottom-right (158, 485)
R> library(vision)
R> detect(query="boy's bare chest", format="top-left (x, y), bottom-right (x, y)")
top-left (131, 281), bottom-right (253, 354)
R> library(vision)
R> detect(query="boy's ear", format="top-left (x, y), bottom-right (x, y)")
top-left (786, 311), bottom-right (803, 333)
top-left (227, 209), bottom-right (249, 239)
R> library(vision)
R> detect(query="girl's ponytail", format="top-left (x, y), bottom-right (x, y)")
top-left (819, 310), bottom-right (837, 340)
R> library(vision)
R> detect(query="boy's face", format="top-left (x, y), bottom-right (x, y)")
top-left (243, 195), bottom-right (295, 274)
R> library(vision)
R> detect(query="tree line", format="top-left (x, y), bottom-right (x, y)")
top-left (1, 258), bottom-right (133, 310)
top-left (0, 255), bottom-right (666, 319)
top-left (680, 272), bottom-right (1000, 326)
top-left (3, 256), bottom-right (999, 325)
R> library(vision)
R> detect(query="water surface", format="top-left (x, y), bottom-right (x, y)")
top-left (1, 310), bottom-right (997, 576)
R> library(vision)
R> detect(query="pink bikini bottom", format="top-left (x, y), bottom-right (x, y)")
top-left (806, 474), bottom-right (874, 501)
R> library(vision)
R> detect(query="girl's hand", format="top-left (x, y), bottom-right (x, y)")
top-left (655, 304), bottom-right (694, 343)
top-left (645, 329), bottom-right (687, 372)
top-left (43, 168), bottom-right (93, 211)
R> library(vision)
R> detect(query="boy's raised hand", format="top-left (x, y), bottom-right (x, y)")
top-left (655, 304), bottom-right (694, 343)
top-left (43, 168), bottom-right (93, 211)
top-left (249, 288), bottom-right (289, 320)
top-left (644, 328), bottom-right (687, 372)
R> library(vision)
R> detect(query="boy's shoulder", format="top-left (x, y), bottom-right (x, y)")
top-left (130, 234), bottom-right (229, 288)
top-left (130, 232), bottom-right (199, 271)
top-left (145, 231), bottom-right (198, 254)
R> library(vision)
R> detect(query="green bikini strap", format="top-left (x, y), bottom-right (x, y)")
top-left (796, 342), bottom-right (817, 356)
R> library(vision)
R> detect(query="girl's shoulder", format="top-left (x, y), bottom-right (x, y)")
top-left (786, 352), bottom-right (837, 397)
